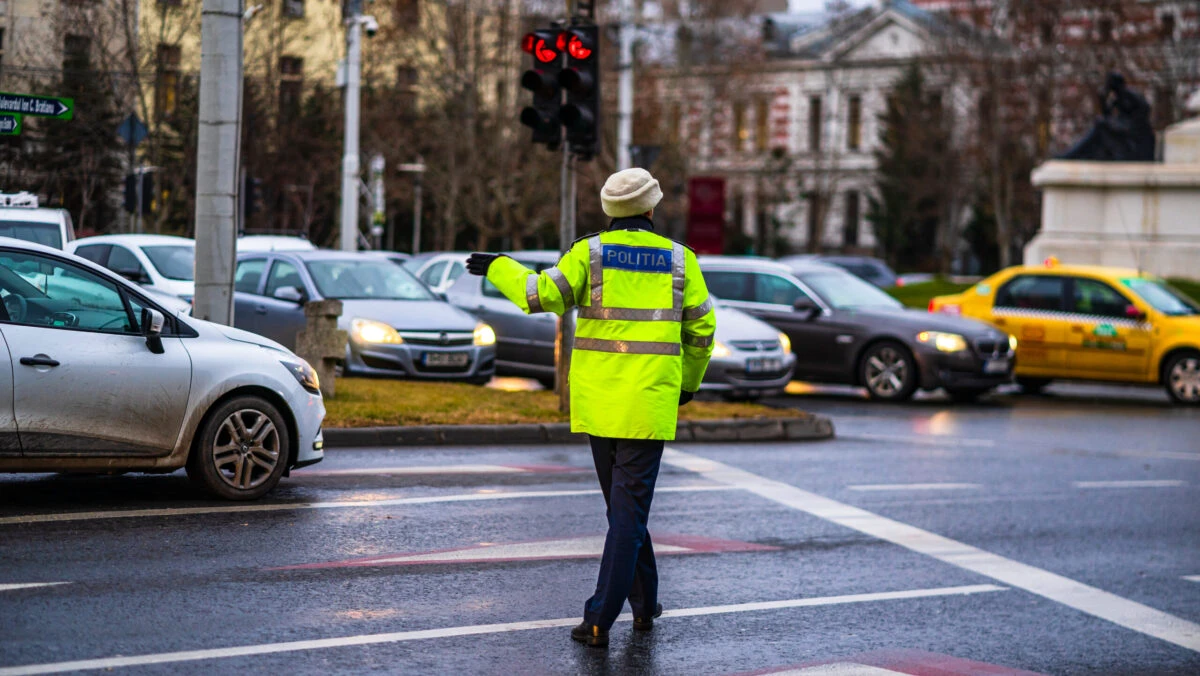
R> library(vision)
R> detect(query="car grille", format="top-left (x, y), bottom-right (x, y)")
top-left (974, 338), bottom-right (1008, 358)
top-left (727, 368), bottom-right (791, 381)
top-left (398, 331), bottom-right (474, 347)
top-left (729, 340), bottom-right (781, 352)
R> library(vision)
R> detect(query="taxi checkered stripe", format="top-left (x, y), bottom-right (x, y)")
top-left (993, 307), bottom-right (1148, 330)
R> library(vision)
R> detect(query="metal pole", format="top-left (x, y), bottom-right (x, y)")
top-left (616, 0), bottom-right (634, 170)
top-left (555, 146), bottom-right (576, 412)
top-left (412, 174), bottom-right (423, 254)
top-left (340, 13), bottom-right (362, 252)
top-left (193, 0), bottom-right (242, 326)
top-left (135, 167), bottom-right (144, 234)
top-left (370, 154), bottom-right (385, 250)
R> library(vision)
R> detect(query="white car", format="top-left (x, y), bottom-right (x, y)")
top-left (0, 191), bottom-right (74, 250)
top-left (237, 235), bottom-right (317, 252)
top-left (0, 237), bottom-right (324, 500)
top-left (68, 234), bottom-right (196, 300)
top-left (413, 252), bottom-right (469, 293)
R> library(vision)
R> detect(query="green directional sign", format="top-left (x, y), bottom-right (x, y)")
top-left (0, 113), bottom-right (20, 136)
top-left (0, 92), bottom-right (73, 121)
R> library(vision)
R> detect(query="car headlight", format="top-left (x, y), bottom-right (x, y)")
top-left (351, 318), bottom-right (403, 344)
top-left (1008, 334), bottom-right (1018, 352)
top-left (474, 323), bottom-right (496, 346)
top-left (281, 359), bottom-right (321, 395)
top-left (778, 332), bottom-right (791, 354)
top-left (711, 340), bottom-right (732, 358)
top-left (917, 331), bottom-right (969, 353)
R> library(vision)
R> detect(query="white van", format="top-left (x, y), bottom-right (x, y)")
top-left (0, 192), bottom-right (74, 250)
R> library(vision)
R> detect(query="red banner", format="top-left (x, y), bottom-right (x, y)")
top-left (686, 177), bottom-right (725, 254)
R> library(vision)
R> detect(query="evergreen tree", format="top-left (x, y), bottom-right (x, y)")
top-left (867, 63), bottom-right (951, 272)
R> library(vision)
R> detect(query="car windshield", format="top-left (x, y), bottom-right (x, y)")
top-left (800, 271), bottom-right (902, 309)
top-left (306, 259), bottom-right (435, 301)
top-left (142, 245), bottom-right (195, 281)
top-left (1122, 278), bottom-right (1199, 316)
top-left (0, 220), bottom-right (61, 249)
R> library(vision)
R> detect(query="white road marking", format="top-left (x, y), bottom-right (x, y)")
top-left (663, 448), bottom-right (1200, 653)
top-left (0, 582), bottom-right (69, 592)
top-left (296, 464), bottom-right (531, 476)
top-left (1113, 450), bottom-right (1200, 462)
top-left (0, 584), bottom-right (1003, 675)
top-left (1183, 576), bottom-right (1200, 583)
top-left (837, 433), bottom-right (995, 448)
top-left (1073, 480), bottom-right (1186, 489)
top-left (847, 483), bottom-right (982, 492)
top-left (0, 485), bottom-right (732, 526)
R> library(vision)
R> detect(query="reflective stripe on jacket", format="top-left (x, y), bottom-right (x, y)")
top-left (486, 228), bottom-right (716, 440)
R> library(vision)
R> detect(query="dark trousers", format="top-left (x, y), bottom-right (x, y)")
top-left (583, 435), bottom-right (665, 630)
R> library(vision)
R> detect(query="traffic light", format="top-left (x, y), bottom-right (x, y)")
top-left (558, 25), bottom-right (600, 160)
top-left (519, 29), bottom-right (563, 148)
top-left (243, 175), bottom-right (264, 219)
top-left (123, 172), bottom-right (153, 214)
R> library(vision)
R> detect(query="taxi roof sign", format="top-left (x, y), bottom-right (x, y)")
top-left (0, 191), bottom-right (38, 208)
top-left (1043, 256), bottom-right (1060, 268)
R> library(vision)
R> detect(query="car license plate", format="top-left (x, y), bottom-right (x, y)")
top-left (424, 352), bottom-right (469, 367)
top-left (984, 358), bottom-right (1009, 374)
top-left (746, 358), bottom-right (782, 375)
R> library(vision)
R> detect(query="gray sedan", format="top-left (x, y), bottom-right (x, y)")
top-left (233, 250), bottom-right (496, 384)
top-left (446, 251), bottom-right (795, 398)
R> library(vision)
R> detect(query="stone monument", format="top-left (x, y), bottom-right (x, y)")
top-left (1026, 83), bottom-right (1200, 279)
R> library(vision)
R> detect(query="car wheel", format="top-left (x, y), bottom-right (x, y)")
top-left (859, 342), bottom-right (918, 402)
top-left (946, 387), bottom-right (989, 403)
top-left (1016, 377), bottom-right (1051, 394)
top-left (186, 396), bottom-right (290, 501)
top-left (1164, 352), bottom-right (1200, 406)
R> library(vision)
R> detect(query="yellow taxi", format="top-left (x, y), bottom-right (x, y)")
top-left (929, 259), bottom-right (1200, 405)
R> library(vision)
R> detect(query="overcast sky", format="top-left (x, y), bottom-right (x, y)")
top-left (788, 0), bottom-right (872, 13)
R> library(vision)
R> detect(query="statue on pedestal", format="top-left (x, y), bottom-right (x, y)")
top-left (1057, 72), bottom-right (1156, 162)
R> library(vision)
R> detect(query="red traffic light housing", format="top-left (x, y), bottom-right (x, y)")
top-left (520, 28), bottom-right (564, 148)
top-left (557, 24), bottom-right (600, 160)
top-left (522, 30), bottom-right (559, 64)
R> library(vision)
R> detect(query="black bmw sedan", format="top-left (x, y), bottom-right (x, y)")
top-left (700, 257), bottom-right (1016, 402)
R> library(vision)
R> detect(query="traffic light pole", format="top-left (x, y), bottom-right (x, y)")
top-left (556, 141), bottom-right (576, 414)
top-left (340, 9), bottom-right (363, 252)
top-left (616, 0), bottom-right (634, 170)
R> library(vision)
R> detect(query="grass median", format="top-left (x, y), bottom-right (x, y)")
top-left (325, 377), bottom-right (799, 428)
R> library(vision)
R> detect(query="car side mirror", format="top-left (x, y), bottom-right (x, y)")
top-left (141, 307), bottom-right (165, 354)
top-left (793, 297), bottom-right (819, 320)
top-left (273, 286), bottom-right (306, 304)
top-left (1125, 304), bottom-right (1146, 321)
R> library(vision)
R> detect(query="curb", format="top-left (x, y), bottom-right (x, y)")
top-left (323, 415), bottom-right (834, 448)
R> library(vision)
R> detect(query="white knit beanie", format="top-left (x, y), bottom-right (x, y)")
top-left (600, 168), bottom-right (663, 218)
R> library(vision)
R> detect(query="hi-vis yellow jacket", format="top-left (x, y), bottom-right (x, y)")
top-left (487, 226), bottom-right (717, 440)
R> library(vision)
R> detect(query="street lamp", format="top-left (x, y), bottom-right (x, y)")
top-left (397, 159), bottom-right (426, 254)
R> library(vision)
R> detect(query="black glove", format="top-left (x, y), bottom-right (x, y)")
top-left (466, 253), bottom-right (502, 276)
top-left (679, 390), bottom-right (694, 406)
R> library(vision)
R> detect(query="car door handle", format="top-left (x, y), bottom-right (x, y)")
top-left (1070, 325), bottom-right (1084, 333)
top-left (255, 305), bottom-right (268, 315)
top-left (20, 356), bottom-right (60, 367)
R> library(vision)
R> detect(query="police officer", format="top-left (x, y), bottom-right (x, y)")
top-left (465, 168), bottom-right (716, 647)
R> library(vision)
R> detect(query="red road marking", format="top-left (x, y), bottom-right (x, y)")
top-left (736, 649), bottom-right (1045, 676)
top-left (269, 533), bottom-right (778, 571)
top-left (295, 463), bottom-right (582, 477)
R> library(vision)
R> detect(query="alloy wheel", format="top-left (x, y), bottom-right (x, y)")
top-left (211, 409), bottom-right (281, 491)
top-left (1169, 357), bottom-right (1200, 403)
top-left (865, 346), bottom-right (908, 397)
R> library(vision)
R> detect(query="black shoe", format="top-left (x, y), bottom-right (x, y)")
top-left (571, 621), bottom-right (609, 647)
top-left (632, 603), bottom-right (663, 631)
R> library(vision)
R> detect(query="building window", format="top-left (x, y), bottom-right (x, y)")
top-left (0, 29), bottom-right (5, 75)
top-left (755, 97), bottom-right (769, 152)
top-left (1097, 16), bottom-right (1114, 43)
top-left (157, 0), bottom-right (182, 6)
top-left (843, 190), bottom-right (859, 247)
top-left (63, 34), bottom-right (90, 71)
top-left (733, 101), bottom-right (748, 151)
top-left (155, 44), bottom-right (181, 120)
top-left (396, 66), bottom-right (417, 116)
top-left (283, 0), bottom-right (304, 19)
top-left (1160, 13), bottom-right (1176, 42)
top-left (668, 102), bottom-right (682, 146)
top-left (808, 95), bottom-right (822, 152)
top-left (279, 56), bottom-right (304, 121)
top-left (1039, 21), bottom-right (1054, 45)
top-left (806, 193), bottom-right (822, 248)
top-left (1154, 86), bottom-right (1176, 129)
top-left (396, 0), bottom-right (420, 27)
top-left (847, 94), bottom-right (862, 151)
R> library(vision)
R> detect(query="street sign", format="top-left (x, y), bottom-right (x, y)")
top-left (117, 114), bottom-right (148, 147)
top-left (0, 92), bottom-right (74, 121)
top-left (0, 113), bottom-right (21, 136)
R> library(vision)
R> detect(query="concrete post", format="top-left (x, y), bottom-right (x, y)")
top-left (193, 0), bottom-right (242, 326)
top-left (295, 300), bottom-right (349, 399)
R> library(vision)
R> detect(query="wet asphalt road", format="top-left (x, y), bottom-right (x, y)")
top-left (0, 383), bottom-right (1198, 675)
